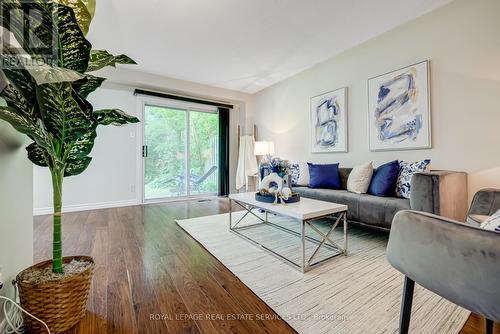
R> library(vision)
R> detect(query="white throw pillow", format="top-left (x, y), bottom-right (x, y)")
top-left (296, 162), bottom-right (310, 186)
top-left (347, 162), bottom-right (373, 194)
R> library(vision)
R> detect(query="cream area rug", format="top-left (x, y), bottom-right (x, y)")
top-left (176, 211), bottom-right (470, 334)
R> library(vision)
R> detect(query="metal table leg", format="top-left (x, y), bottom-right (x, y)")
top-left (229, 198), bottom-right (232, 230)
top-left (301, 220), bottom-right (306, 272)
top-left (344, 212), bottom-right (348, 256)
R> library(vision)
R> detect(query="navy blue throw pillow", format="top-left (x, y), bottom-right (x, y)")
top-left (368, 160), bottom-right (400, 197)
top-left (308, 163), bottom-right (341, 189)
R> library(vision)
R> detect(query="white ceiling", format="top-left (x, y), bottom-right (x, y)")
top-left (87, 0), bottom-right (451, 94)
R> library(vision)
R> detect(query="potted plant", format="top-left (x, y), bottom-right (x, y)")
top-left (0, 0), bottom-right (138, 332)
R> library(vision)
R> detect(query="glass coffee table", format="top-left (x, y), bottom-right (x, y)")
top-left (228, 192), bottom-right (348, 273)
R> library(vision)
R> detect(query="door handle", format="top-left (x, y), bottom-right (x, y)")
top-left (142, 145), bottom-right (148, 157)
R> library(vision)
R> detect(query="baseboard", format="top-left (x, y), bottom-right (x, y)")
top-left (33, 199), bottom-right (139, 216)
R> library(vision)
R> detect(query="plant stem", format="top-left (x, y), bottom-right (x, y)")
top-left (51, 168), bottom-right (64, 274)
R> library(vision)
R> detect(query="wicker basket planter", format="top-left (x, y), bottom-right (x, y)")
top-left (16, 256), bottom-right (95, 333)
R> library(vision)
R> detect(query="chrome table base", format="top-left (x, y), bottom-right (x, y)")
top-left (229, 199), bottom-right (348, 273)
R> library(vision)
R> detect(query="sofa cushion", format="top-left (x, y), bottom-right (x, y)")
top-left (359, 194), bottom-right (411, 229)
top-left (347, 162), bottom-right (374, 194)
top-left (294, 162), bottom-right (310, 186)
top-left (294, 187), bottom-right (360, 221)
top-left (308, 163), bottom-right (341, 189)
top-left (396, 159), bottom-right (431, 198)
top-left (290, 163), bottom-right (300, 186)
top-left (368, 160), bottom-right (400, 197)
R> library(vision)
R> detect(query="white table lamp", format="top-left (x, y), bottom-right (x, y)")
top-left (254, 141), bottom-right (275, 163)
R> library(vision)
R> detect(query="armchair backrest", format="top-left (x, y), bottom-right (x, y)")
top-left (468, 188), bottom-right (500, 216)
top-left (387, 210), bottom-right (500, 322)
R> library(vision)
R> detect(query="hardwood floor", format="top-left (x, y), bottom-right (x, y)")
top-left (33, 198), bottom-right (497, 334)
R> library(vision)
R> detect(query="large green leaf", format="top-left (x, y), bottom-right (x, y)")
top-left (0, 85), bottom-right (34, 121)
top-left (93, 109), bottom-right (140, 126)
top-left (26, 65), bottom-right (85, 85)
top-left (73, 74), bottom-right (105, 98)
top-left (72, 86), bottom-right (94, 118)
top-left (81, 0), bottom-right (96, 19)
top-left (86, 50), bottom-right (136, 72)
top-left (26, 142), bottom-right (49, 167)
top-left (1, 69), bottom-right (36, 110)
top-left (54, 0), bottom-right (92, 35)
top-left (36, 82), bottom-right (94, 149)
top-left (0, 45), bottom-right (36, 103)
top-left (55, 2), bottom-right (92, 72)
top-left (0, 106), bottom-right (34, 134)
top-left (65, 156), bottom-right (91, 176)
top-left (0, 106), bottom-right (49, 148)
top-left (63, 124), bottom-right (97, 176)
top-left (65, 128), bottom-right (96, 162)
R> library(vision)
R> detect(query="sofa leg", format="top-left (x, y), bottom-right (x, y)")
top-left (400, 276), bottom-right (415, 334)
top-left (486, 318), bottom-right (494, 334)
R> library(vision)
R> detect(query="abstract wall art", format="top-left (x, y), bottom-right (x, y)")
top-left (368, 60), bottom-right (431, 151)
top-left (311, 87), bottom-right (348, 153)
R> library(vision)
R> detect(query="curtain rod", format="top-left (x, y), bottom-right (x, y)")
top-left (133, 89), bottom-right (233, 109)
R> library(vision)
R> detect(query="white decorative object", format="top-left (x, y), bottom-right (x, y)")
top-left (347, 162), bottom-right (374, 194)
top-left (260, 172), bottom-right (283, 193)
top-left (296, 162), bottom-right (310, 186)
top-left (311, 87), bottom-right (348, 153)
top-left (281, 187), bottom-right (292, 200)
top-left (368, 60), bottom-right (431, 151)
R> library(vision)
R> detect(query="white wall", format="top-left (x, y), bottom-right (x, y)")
top-left (248, 0), bottom-right (500, 201)
top-left (34, 70), bottom-right (252, 214)
top-left (0, 124), bottom-right (33, 325)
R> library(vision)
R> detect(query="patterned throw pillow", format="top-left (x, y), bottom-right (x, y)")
top-left (290, 163), bottom-right (300, 186)
top-left (396, 159), bottom-right (431, 199)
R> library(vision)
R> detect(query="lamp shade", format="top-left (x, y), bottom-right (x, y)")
top-left (254, 141), bottom-right (275, 156)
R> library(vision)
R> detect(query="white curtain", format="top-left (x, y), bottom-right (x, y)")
top-left (236, 136), bottom-right (258, 190)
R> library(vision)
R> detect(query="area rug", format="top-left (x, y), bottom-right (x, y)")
top-left (176, 211), bottom-right (470, 334)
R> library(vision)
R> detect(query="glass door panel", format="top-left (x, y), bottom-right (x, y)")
top-left (144, 105), bottom-right (187, 199)
top-left (189, 110), bottom-right (219, 195)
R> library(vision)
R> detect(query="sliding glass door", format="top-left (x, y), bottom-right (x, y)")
top-left (189, 110), bottom-right (219, 195)
top-left (143, 103), bottom-right (219, 200)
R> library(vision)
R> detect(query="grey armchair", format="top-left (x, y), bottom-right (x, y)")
top-left (467, 188), bottom-right (500, 226)
top-left (387, 210), bottom-right (500, 334)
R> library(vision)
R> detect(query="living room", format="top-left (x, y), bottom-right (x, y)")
top-left (0, 0), bottom-right (498, 333)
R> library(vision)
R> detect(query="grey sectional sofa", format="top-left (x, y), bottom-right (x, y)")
top-left (293, 168), bottom-right (468, 231)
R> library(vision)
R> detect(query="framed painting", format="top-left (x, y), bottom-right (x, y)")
top-left (311, 87), bottom-right (348, 153)
top-left (368, 60), bottom-right (431, 151)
